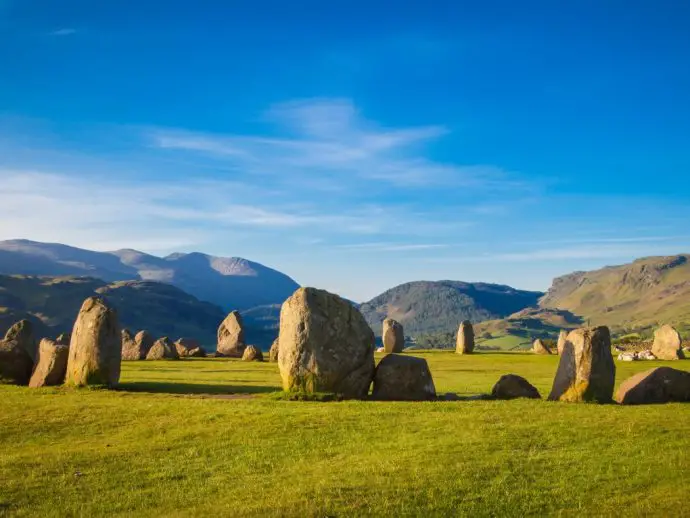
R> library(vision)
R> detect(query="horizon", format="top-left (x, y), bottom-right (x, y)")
top-left (2, 1), bottom-right (690, 300)
top-left (3, 237), bottom-right (690, 303)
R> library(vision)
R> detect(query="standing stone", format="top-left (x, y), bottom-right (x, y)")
top-left (242, 345), bottom-right (264, 362)
top-left (491, 374), bottom-right (541, 399)
top-left (134, 331), bottom-right (154, 358)
top-left (0, 337), bottom-right (33, 385)
top-left (548, 326), bottom-right (615, 403)
top-left (651, 325), bottom-right (684, 360)
top-left (217, 311), bottom-right (246, 358)
top-left (371, 354), bottom-right (436, 401)
top-left (456, 321), bottom-right (475, 354)
top-left (121, 329), bottom-right (140, 361)
top-left (269, 338), bottom-right (280, 362)
top-left (382, 318), bottom-right (405, 353)
top-left (29, 339), bottom-right (69, 388)
top-left (557, 330), bottom-right (568, 355)
top-left (278, 287), bottom-right (375, 399)
top-left (65, 297), bottom-right (121, 387)
top-left (4, 320), bottom-right (37, 361)
top-left (146, 337), bottom-right (179, 360)
top-left (615, 367), bottom-right (690, 404)
top-left (533, 339), bottom-right (552, 355)
top-left (175, 338), bottom-right (200, 358)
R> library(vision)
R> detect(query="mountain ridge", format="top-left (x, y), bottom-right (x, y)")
top-left (0, 239), bottom-right (299, 311)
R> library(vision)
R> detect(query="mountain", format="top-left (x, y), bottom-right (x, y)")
top-left (539, 254), bottom-right (690, 331)
top-left (0, 275), bottom-right (227, 347)
top-left (0, 240), bottom-right (300, 311)
top-left (359, 281), bottom-right (543, 336)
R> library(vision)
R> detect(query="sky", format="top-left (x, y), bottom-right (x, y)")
top-left (1, 0), bottom-right (690, 301)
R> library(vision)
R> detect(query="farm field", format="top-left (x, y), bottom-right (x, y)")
top-left (1, 352), bottom-right (689, 517)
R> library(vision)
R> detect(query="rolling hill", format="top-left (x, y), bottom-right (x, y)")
top-left (359, 281), bottom-right (542, 336)
top-left (539, 254), bottom-right (690, 331)
top-left (0, 240), bottom-right (299, 310)
top-left (0, 275), bottom-right (227, 347)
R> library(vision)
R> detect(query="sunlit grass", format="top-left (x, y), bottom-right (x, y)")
top-left (1, 352), bottom-right (689, 516)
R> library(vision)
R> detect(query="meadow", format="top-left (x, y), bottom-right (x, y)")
top-left (1, 352), bottom-right (689, 517)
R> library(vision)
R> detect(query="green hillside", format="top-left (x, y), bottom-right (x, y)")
top-left (360, 281), bottom-right (542, 336)
top-left (540, 254), bottom-right (690, 332)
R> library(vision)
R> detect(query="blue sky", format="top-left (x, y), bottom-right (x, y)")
top-left (1, 0), bottom-right (689, 301)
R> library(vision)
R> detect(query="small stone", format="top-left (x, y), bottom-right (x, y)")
top-left (242, 345), bottom-right (264, 362)
top-left (616, 367), bottom-right (690, 404)
top-left (491, 374), bottom-right (541, 399)
top-left (372, 354), bottom-right (436, 401)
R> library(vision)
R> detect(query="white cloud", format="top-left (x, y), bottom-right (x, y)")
top-left (49, 28), bottom-right (76, 36)
top-left (148, 98), bottom-right (523, 189)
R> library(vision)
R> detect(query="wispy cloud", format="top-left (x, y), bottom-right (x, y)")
top-left (148, 98), bottom-right (526, 190)
top-left (337, 242), bottom-right (450, 252)
top-left (49, 28), bottom-right (76, 36)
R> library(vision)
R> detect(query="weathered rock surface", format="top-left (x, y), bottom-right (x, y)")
top-left (4, 320), bottom-right (37, 361)
top-left (548, 326), bottom-right (615, 403)
top-left (65, 297), bottom-right (121, 387)
top-left (616, 367), bottom-right (690, 404)
top-left (456, 320), bottom-right (475, 354)
top-left (651, 325), bottom-right (684, 360)
top-left (491, 374), bottom-right (541, 399)
top-left (121, 329), bottom-right (141, 361)
top-left (278, 287), bottom-right (375, 398)
top-left (29, 339), bottom-right (69, 387)
top-left (175, 338), bottom-right (200, 358)
top-left (382, 318), bottom-right (405, 353)
top-left (0, 337), bottom-right (33, 385)
top-left (269, 338), bottom-right (280, 362)
top-left (242, 345), bottom-right (264, 362)
top-left (371, 354), bottom-right (436, 401)
top-left (533, 339), bottom-right (552, 355)
top-left (557, 330), bottom-right (568, 355)
top-left (217, 310), bottom-right (246, 358)
top-left (146, 337), bottom-right (179, 360)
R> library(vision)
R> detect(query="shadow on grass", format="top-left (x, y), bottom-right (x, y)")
top-left (116, 381), bottom-right (281, 395)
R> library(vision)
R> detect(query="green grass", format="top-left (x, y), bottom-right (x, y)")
top-left (477, 334), bottom-right (530, 351)
top-left (1, 352), bottom-right (690, 517)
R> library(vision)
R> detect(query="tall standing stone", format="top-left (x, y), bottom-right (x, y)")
top-left (65, 297), bottom-right (121, 387)
top-left (557, 330), bottom-right (568, 355)
top-left (651, 325), bottom-right (684, 360)
top-left (382, 318), bottom-right (404, 353)
top-left (217, 310), bottom-right (246, 357)
top-left (548, 326), bottom-right (615, 403)
top-left (456, 321), bottom-right (475, 354)
top-left (29, 339), bottom-right (69, 388)
top-left (4, 320), bottom-right (37, 361)
top-left (278, 287), bottom-right (375, 399)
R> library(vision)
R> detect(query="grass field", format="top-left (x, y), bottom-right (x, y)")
top-left (1, 352), bottom-right (690, 517)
